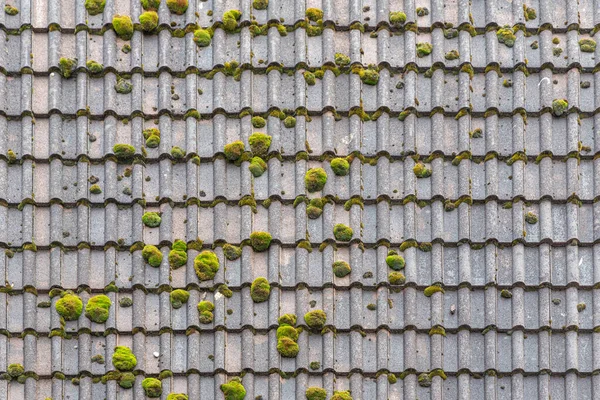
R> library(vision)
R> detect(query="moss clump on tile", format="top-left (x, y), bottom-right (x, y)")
top-left (85, 295), bottom-right (112, 323)
top-left (577, 303), bottom-right (586, 312)
top-left (359, 68), bottom-right (379, 85)
top-left (171, 146), bottom-right (185, 159)
top-left (552, 99), bottom-right (568, 116)
top-left (7, 149), bottom-right (17, 163)
top-left (251, 116), bottom-right (266, 128)
top-left (579, 38), bottom-right (596, 53)
top-left (307, 198), bottom-right (326, 219)
top-left (142, 245), bottom-right (163, 267)
top-left (333, 224), bottom-right (353, 241)
top-left (112, 346), bottom-right (137, 371)
top-left (332, 261), bottom-right (351, 278)
top-left (250, 231), bottom-right (272, 252)
top-left (89, 184), bottom-right (102, 194)
top-left (445, 50), bottom-right (459, 60)
top-left (220, 377), bottom-right (246, 400)
top-left (222, 9), bottom-right (242, 32)
top-left (253, 0), bottom-right (268, 10)
top-left (143, 127), bottom-right (161, 148)
top-left (142, 212), bottom-right (162, 227)
top-left (141, 0), bottom-right (161, 11)
top-left (424, 285), bottom-right (444, 297)
top-left (169, 240), bottom-right (187, 269)
top-left (470, 128), bottom-right (483, 138)
top-left (309, 361), bottom-right (320, 370)
top-left (86, 60), bottom-right (103, 74)
top-left (7, 364), bottom-right (24, 378)
top-left (334, 53), bottom-right (351, 66)
top-left (4, 4), bottom-right (19, 15)
top-left (113, 15), bottom-right (134, 40)
top-left (142, 377), bottom-right (162, 398)
top-left (166, 0), bottom-right (188, 14)
top-left (170, 289), bottom-right (190, 309)
top-left (115, 78), bottom-right (133, 94)
top-left (277, 325), bottom-right (299, 341)
top-left (500, 289), bottom-right (512, 299)
top-left (249, 156), bottom-right (268, 177)
top-left (525, 211), bottom-right (538, 224)
top-left (389, 11), bottom-right (406, 25)
top-left (118, 372), bottom-right (135, 388)
top-left (553, 47), bottom-right (563, 56)
top-left (113, 143), bottom-right (135, 160)
top-left (55, 292), bottom-right (83, 321)
top-left (418, 372), bottom-right (432, 387)
top-left (139, 11), bottom-right (159, 31)
top-left (413, 162), bottom-right (432, 178)
top-left (304, 71), bottom-right (316, 86)
top-left (250, 277), bottom-right (271, 303)
top-left (248, 132), bottom-right (272, 156)
top-left (223, 141), bottom-right (245, 161)
top-left (119, 297), bottom-right (133, 307)
top-left (91, 354), bottom-right (105, 364)
top-left (167, 395), bottom-right (188, 400)
top-left (197, 300), bottom-right (215, 324)
top-left (523, 5), bottom-right (536, 21)
top-left (386, 253), bottom-right (405, 270)
top-left (306, 8), bottom-right (323, 22)
top-left (59, 57), bottom-right (77, 79)
top-left (388, 272), bottom-right (406, 285)
top-left (305, 168), bottom-right (327, 192)
top-left (223, 244), bottom-right (242, 260)
top-left (277, 336), bottom-right (300, 357)
top-left (330, 157), bottom-right (350, 176)
top-left (497, 26), bottom-right (516, 47)
top-left (416, 42), bottom-right (433, 58)
top-left (283, 116), bottom-right (297, 128)
top-left (192, 29), bottom-right (212, 47)
top-left (194, 250), bottom-right (220, 281)
top-left (304, 309), bottom-right (327, 329)
top-left (278, 313), bottom-right (297, 326)
top-left (331, 391), bottom-right (353, 400)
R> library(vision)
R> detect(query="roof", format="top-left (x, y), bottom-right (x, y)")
top-left (1, 0), bottom-right (600, 399)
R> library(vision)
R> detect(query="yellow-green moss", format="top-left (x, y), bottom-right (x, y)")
top-left (197, 300), bottom-right (214, 323)
top-left (333, 224), bottom-right (353, 241)
top-left (330, 157), bottom-right (350, 176)
top-left (55, 292), bottom-right (83, 321)
top-left (143, 128), bottom-right (161, 147)
top-left (248, 132), bottom-right (272, 156)
top-left (7, 149), bottom-right (16, 163)
top-left (86, 60), bottom-right (103, 74)
top-left (119, 372), bottom-right (135, 388)
top-left (170, 289), bottom-right (190, 309)
top-left (194, 251), bottom-right (220, 281)
top-left (171, 146), bottom-right (185, 159)
top-left (250, 277), bottom-right (271, 302)
top-left (429, 325), bottom-right (446, 336)
top-left (223, 9), bottom-right (242, 32)
top-left (416, 42), bottom-right (433, 57)
top-left (386, 254), bottom-right (405, 270)
top-left (523, 5), bottom-right (536, 21)
top-left (59, 57), bottom-right (77, 79)
top-left (91, 354), bottom-right (105, 364)
top-left (359, 68), bottom-right (379, 85)
top-left (413, 162), bottom-right (432, 178)
top-left (139, 11), bottom-right (159, 31)
top-left (142, 244), bottom-right (163, 267)
top-left (249, 156), bottom-right (268, 177)
top-left (224, 141), bottom-right (245, 162)
top-left (166, 0), bottom-right (188, 15)
top-left (389, 11), bottom-right (406, 25)
top-left (253, 0), bottom-right (268, 10)
top-left (85, 295), bottom-right (112, 323)
top-left (169, 240), bottom-right (187, 269)
top-left (89, 184), bottom-right (102, 194)
top-left (115, 78), bottom-right (133, 94)
top-left (223, 243), bottom-right (242, 260)
top-left (250, 231), bottom-right (272, 252)
top-left (142, 212), bottom-right (162, 228)
top-left (7, 363), bottom-right (24, 378)
top-left (220, 377), bottom-right (246, 400)
top-left (335, 53), bottom-right (351, 66)
top-left (276, 325), bottom-right (299, 341)
top-left (445, 49), bottom-right (459, 60)
top-left (251, 116), bottom-right (266, 128)
top-left (141, 0), bottom-right (161, 11)
top-left (112, 346), bottom-right (137, 371)
top-left (500, 289), bottom-right (512, 299)
top-left (552, 99), bottom-right (568, 116)
top-left (278, 313), bottom-right (297, 326)
top-left (305, 168), bottom-right (327, 192)
top-left (332, 260), bottom-right (351, 278)
top-left (167, 394), bottom-right (188, 400)
top-left (388, 272), bottom-right (406, 285)
top-left (142, 377), bottom-right (162, 398)
top-left (418, 372), bottom-right (431, 387)
top-left (497, 26), bottom-right (516, 47)
top-left (306, 8), bottom-right (323, 22)
top-left (113, 15), bottom-right (134, 40)
top-left (304, 309), bottom-right (327, 329)
top-left (283, 116), bottom-right (297, 128)
top-left (424, 285), bottom-right (444, 297)
top-left (277, 336), bottom-right (299, 357)
top-left (113, 143), bottom-right (135, 160)
top-left (579, 38), bottom-right (596, 52)
top-left (331, 391), bottom-right (353, 400)
top-left (217, 284), bottom-right (232, 298)
top-left (304, 71), bottom-right (316, 85)
top-left (193, 28), bottom-right (212, 47)
top-left (4, 4), bottom-right (19, 15)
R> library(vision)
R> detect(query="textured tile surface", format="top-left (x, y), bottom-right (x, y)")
top-left (1, 0), bottom-right (600, 399)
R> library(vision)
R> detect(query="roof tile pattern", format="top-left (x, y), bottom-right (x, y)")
top-left (1, 0), bottom-right (600, 399)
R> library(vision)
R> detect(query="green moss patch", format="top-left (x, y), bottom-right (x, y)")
top-left (332, 260), bottom-right (351, 278)
top-left (119, 372), bottom-right (135, 388)
top-left (169, 240), bottom-right (188, 269)
top-left (171, 146), bottom-right (185, 159)
top-left (220, 377), bottom-right (246, 400)
top-left (248, 132), bottom-right (272, 156)
top-left (143, 127), bottom-right (161, 148)
top-left (305, 168), bottom-right (327, 192)
top-left (333, 224), bottom-right (353, 241)
top-left (277, 336), bottom-right (299, 357)
top-left (86, 60), bottom-right (103, 74)
top-left (170, 289), bottom-right (190, 309)
top-left (500, 289), bottom-right (512, 299)
top-left (306, 387), bottom-right (327, 400)
top-left (309, 361), bottom-right (320, 370)
top-left (119, 297), bottom-right (133, 307)
top-left (253, 0), bottom-right (268, 10)
top-left (250, 277), bottom-right (271, 302)
top-left (330, 158), bottom-right (350, 176)
top-left (388, 272), bottom-right (406, 285)
top-left (416, 42), bottom-right (433, 57)
top-left (113, 15), bottom-right (134, 40)
top-left (112, 346), bottom-right (137, 371)
top-left (89, 184), bottom-right (102, 194)
top-left (194, 251), bottom-right (220, 280)
top-left (249, 157), bottom-right (268, 177)
top-left (115, 78), bottom-right (133, 94)
top-left (166, 0), bottom-right (188, 14)
top-left (197, 300), bottom-right (215, 324)
top-left (142, 245), bottom-right (163, 267)
top-left (142, 212), bottom-right (162, 227)
top-left (276, 325), bottom-right (299, 341)
top-left (552, 99), bottom-right (568, 116)
top-left (4, 4), bottom-right (19, 15)
top-left (85, 294), bottom-right (112, 323)
top-left (424, 285), bottom-right (444, 297)
top-left (7, 364), bottom-right (24, 378)
top-left (278, 313), bottom-right (297, 326)
top-left (55, 292), bottom-right (83, 321)
top-left (142, 377), bottom-right (162, 398)
top-left (139, 11), bottom-right (159, 31)
top-left (91, 354), bottom-right (105, 364)
top-left (193, 29), bottom-right (212, 47)
top-left (386, 253), bottom-right (405, 270)
top-left (359, 68), bottom-right (379, 85)
top-left (331, 391), bottom-right (353, 400)
top-left (141, 0), bottom-right (161, 11)
top-left (579, 38), bottom-right (596, 52)
top-left (224, 141), bottom-right (245, 161)
top-left (306, 8), bottom-right (323, 22)
top-left (304, 71), bottom-right (316, 85)
top-left (251, 116), bottom-right (266, 128)
top-left (497, 27), bottom-right (516, 47)
top-left (59, 57), bottom-right (77, 79)
top-left (223, 9), bottom-right (242, 32)
top-left (523, 5), bottom-right (536, 20)
top-left (113, 143), bottom-right (135, 160)
top-left (250, 231), bottom-right (272, 252)
top-left (223, 244), bottom-right (242, 260)
top-left (307, 197), bottom-right (326, 219)
top-left (167, 394), bottom-right (188, 400)
top-left (283, 116), bottom-right (296, 128)
top-left (304, 309), bottom-right (327, 329)
top-left (389, 11), bottom-right (406, 25)
top-left (335, 53), bottom-right (351, 66)
top-left (525, 211), bottom-right (538, 224)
